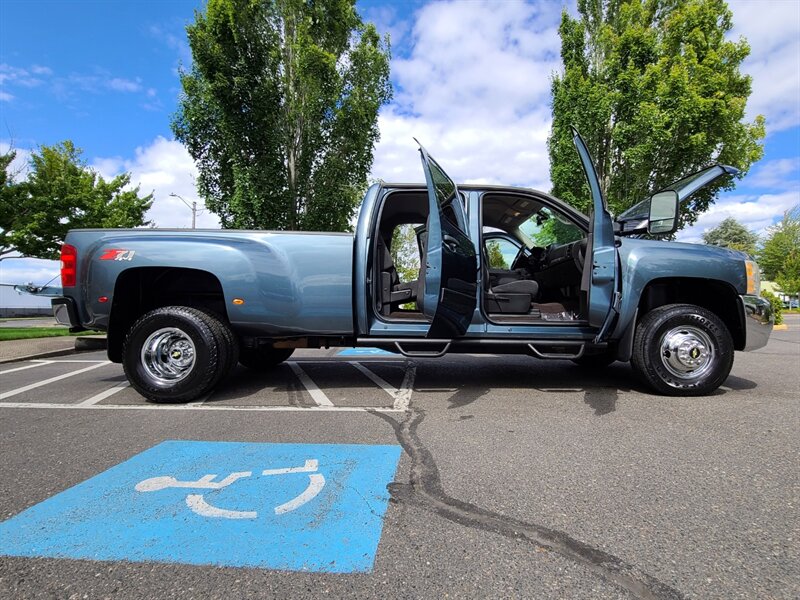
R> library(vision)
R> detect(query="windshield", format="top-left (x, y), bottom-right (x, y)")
top-left (519, 207), bottom-right (584, 247)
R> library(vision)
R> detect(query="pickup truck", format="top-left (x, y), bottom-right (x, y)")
top-left (52, 130), bottom-right (773, 401)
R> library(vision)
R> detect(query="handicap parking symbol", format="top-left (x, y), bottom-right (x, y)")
top-left (0, 441), bottom-right (402, 572)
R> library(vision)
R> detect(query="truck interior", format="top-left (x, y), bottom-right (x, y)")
top-left (372, 188), bottom-right (593, 326)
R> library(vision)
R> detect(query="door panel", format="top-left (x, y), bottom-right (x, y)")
top-left (417, 143), bottom-right (478, 338)
top-left (571, 128), bottom-right (620, 340)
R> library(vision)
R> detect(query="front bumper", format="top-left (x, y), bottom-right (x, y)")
top-left (740, 294), bottom-right (773, 351)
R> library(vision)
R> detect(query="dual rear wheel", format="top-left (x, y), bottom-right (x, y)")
top-left (122, 306), bottom-right (291, 403)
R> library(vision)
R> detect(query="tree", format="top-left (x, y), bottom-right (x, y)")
top-left (775, 252), bottom-right (800, 298)
top-left (0, 149), bottom-right (23, 257)
top-left (485, 240), bottom-right (509, 269)
top-left (0, 142), bottom-right (153, 260)
top-left (702, 217), bottom-right (758, 254)
top-left (548, 0), bottom-right (765, 230)
top-left (173, 0), bottom-right (392, 232)
top-left (758, 207), bottom-right (800, 284)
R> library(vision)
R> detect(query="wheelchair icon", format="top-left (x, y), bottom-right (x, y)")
top-left (135, 459), bottom-right (325, 519)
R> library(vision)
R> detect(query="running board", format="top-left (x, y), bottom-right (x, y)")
top-left (393, 341), bottom-right (451, 358)
top-left (527, 342), bottom-right (585, 360)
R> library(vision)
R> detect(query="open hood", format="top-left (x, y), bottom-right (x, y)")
top-left (616, 165), bottom-right (739, 236)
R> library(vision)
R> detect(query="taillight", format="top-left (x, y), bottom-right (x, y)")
top-left (61, 244), bottom-right (77, 287)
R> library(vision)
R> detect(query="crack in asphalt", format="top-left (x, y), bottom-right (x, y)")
top-left (372, 407), bottom-right (684, 600)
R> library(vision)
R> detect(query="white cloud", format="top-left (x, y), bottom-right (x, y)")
top-left (746, 157), bottom-right (800, 190)
top-left (30, 65), bottom-right (53, 76)
top-left (92, 136), bottom-right (220, 229)
top-left (0, 140), bottom-right (31, 181)
top-left (371, 0), bottom-right (561, 190)
top-left (729, 0), bottom-right (800, 132)
top-left (107, 77), bottom-right (142, 93)
top-left (0, 91), bottom-right (13, 102)
top-left (0, 63), bottom-right (46, 88)
top-left (0, 256), bottom-right (59, 288)
top-left (677, 190), bottom-right (800, 244)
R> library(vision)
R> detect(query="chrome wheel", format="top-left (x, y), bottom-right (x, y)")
top-left (140, 327), bottom-right (196, 385)
top-left (659, 325), bottom-right (714, 380)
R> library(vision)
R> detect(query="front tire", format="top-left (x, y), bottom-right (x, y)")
top-left (631, 303), bottom-right (733, 396)
top-left (122, 306), bottom-right (225, 403)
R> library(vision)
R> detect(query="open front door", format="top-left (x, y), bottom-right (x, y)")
top-left (572, 128), bottom-right (619, 342)
top-left (417, 142), bottom-right (478, 338)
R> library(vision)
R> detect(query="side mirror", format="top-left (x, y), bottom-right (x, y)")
top-left (648, 190), bottom-right (679, 235)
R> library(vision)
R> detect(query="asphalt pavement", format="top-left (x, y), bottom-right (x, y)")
top-left (0, 320), bottom-right (797, 599)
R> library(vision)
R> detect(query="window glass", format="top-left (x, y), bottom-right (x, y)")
top-left (390, 224), bottom-right (421, 283)
top-left (520, 207), bottom-right (583, 246)
top-left (484, 238), bottom-right (518, 269)
top-left (428, 159), bottom-right (456, 209)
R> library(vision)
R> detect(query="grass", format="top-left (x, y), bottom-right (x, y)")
top-left (0, 327), bottom-right (100, 342)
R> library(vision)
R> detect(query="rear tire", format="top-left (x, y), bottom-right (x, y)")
top-left (631, 303), bottom-right (733, 396)
top-left (239, 346), bottom-right (295, 370)
top-left (195, 308), bottom-right (239, 384)
top-left (122, 306), bottom-right (225, 403)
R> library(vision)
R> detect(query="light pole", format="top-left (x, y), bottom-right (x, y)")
top-left (169, 193), bottom-right (197, 229)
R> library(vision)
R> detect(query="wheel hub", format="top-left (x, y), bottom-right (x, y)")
top-left (660, 325), bottom-right (714, 380)
top-left (141, 328), bottom-right (196, 385)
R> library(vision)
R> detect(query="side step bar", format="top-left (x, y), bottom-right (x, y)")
top-left (359, 338), bottom-right (592, 360)
top-left (527, 342), bottom-right (585, 360)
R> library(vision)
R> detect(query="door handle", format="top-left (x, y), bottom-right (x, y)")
top-left (443, 234), bottom-right (459, 251)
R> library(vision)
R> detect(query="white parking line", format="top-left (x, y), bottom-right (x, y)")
top-left (0, 402), bottom-right (403, 413)
top-left (76, 381), bottom-right (130, 406)
top-left (36, 359), bottom-right (110, 363)
top-left (351, 362), bottom-right (398, 399)
top-left (0, 360), bottom-right (54, 375)
top-left (288, 362), bottom-right (334, 406)
top-left (0, 362), bottom-right (111, 400)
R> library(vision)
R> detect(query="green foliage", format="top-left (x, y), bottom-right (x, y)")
top-left (548, 0), bottom-right (764, 230)
top-left (0, 142), bottom-right (152, 260)
top-left (701, 217), bottom-right (758, 254)
top-left (759, 290), bottom-right (783, 325)
top-left (485, 240), bottom-right (509, 269)
top-left (390, 224), bottom-right (421, 283)
top-left (758, 207), bottom-right (800, 284)
top-left (0, 327), bottom-right (101, 341)
top-left (775, 252), bottom-right (800, 297)
top-left (173, 0), bottom-right (392, 232)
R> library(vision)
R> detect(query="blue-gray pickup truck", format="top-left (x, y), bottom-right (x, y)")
top-left (52, 131), bottom-right (773, 401)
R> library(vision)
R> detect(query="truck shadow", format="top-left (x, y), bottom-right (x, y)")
top-left (204, 355), bottom-right (757, 415)
top-left (407, 356), bottom-right (757, 416)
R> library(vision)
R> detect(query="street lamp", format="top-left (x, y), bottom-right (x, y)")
top-left (169, 193), bottom-right (198, 229)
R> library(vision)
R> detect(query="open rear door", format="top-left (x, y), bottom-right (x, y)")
top-left (417, 142), bottom-right (478, 338)
top-left (572, 128), bottom-right (619, 342)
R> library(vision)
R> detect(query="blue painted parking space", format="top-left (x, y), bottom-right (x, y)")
top-left (0, 441), bottom-right (402, 572)
top-left (337, 347), bottom-right (395, 356)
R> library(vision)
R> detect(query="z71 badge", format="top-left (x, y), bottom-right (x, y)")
top-left (100, 249), bottom-right (136, 261)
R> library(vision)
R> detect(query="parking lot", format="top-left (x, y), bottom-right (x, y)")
top-left (1, 319), bottom-right (798, 599)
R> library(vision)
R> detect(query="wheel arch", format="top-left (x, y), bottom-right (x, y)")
top-left (637, 278), bottom-right (744, 349)
top-left (108, 267), bottom-right (228, 362)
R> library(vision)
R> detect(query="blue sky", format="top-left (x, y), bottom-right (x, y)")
top-left (1, 0), bottom-right (799, 300)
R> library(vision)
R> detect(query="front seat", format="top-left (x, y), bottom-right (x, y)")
top-left (483, 244), bottom-right (539, 313)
